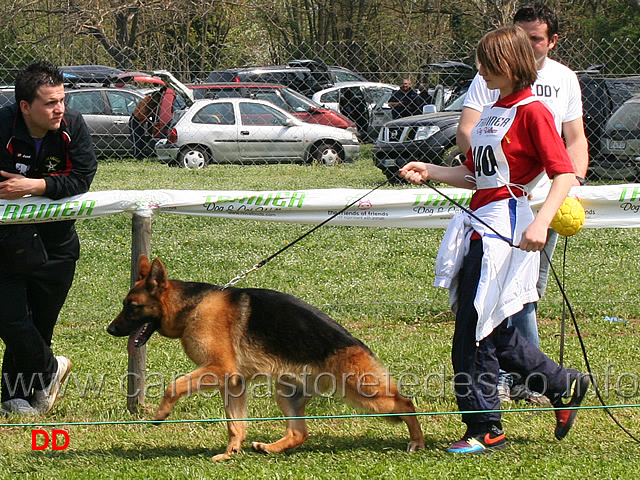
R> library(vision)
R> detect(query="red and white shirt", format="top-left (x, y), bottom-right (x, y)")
top-left (463, 88), bottom-right (574, 211)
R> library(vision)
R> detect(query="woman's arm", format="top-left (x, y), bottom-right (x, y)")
top-left (399, 162), bottom-right (476, 189)
top-left (518, 172), bottom-right (575, 251)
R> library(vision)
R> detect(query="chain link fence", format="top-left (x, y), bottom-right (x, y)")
top-left (2, 38), bottom-right (640, 181)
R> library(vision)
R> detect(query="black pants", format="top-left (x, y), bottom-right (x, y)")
top-left (129, 117), bottom-right (153, 159)
top-left (452, 239), bottom-right (577, 427)
top-left (0, 258), bottom-right (76, 401)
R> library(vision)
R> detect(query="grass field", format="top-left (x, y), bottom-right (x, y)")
top-left (1, 153), bottom-right (640, 479)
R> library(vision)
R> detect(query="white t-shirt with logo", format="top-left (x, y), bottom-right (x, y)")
top-left (464, 58), bottom-right (583, 135)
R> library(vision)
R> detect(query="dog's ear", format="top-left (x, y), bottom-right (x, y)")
top-left (147, 257), bottom-right (168, 294)
top-left (137, 254), bottom-right (151, 280)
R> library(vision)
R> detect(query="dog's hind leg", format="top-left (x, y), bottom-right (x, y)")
top-left (251, 385), bottom-right (310, 454)
top-left (338, 347), bottom-right (426, 452)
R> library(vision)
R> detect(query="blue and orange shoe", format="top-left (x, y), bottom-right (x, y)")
top-left (446, 425), bottom-right (506, 454)
top-left (553, 372), bottom-right (590, 440)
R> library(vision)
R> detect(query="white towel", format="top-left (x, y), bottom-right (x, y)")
top-left (434, 197), bottom-right (540, 342)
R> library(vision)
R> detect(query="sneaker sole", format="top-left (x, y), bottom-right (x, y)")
top-left (42, 358), bottom-right (72, 415)
top-left (447, 443), bottom-right (506, 454)
top-left (555, 373), bottom-right (590, 440)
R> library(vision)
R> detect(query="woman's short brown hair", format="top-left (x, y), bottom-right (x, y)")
top-left (476, 25), bottom-right (538, 93)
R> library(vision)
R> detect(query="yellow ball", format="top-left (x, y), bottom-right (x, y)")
top-left (550, 197), bottom-right (585, 236)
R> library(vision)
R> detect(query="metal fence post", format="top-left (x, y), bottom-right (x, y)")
top-left (127, 213), bottom-right (152, 414)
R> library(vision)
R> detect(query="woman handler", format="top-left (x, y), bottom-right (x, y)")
top-left (400, 25), bottom-right (589, 453)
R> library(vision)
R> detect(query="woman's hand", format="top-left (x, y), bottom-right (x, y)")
top-left (399, 162), bottom-right (429, 185)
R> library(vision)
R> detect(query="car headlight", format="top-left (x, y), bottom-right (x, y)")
top-left (415, 125), bottom-right (440, 140)
top-left (351, 132), bottom-right (359, 143)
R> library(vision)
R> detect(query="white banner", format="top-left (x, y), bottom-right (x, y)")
top-left (0, 184), bottom-right (639, 229)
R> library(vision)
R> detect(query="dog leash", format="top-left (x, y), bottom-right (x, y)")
top-left (423, 179), bottom-right (640, 443)
top-left (222, 177), bottom-right (392, 289)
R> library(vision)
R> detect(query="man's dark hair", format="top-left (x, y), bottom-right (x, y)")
top-left (513, 2), bottom-right (559, 39)
top-left (14, 60), bottom-right (64, 104)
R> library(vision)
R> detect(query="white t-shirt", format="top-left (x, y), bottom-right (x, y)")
top-left (464, 58), bottom-right (583, 135)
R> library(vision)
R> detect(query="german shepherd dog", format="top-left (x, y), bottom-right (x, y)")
top-left (108, 256), bottom-right (425, 461)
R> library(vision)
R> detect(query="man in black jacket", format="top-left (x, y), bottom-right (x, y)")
top-left (388, 79), bottom-right (421, 119)
top-left (0, 61), bottom-right (97, 415)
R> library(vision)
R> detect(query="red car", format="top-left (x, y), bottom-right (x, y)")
top-left (181, 83), bottom-right (356, 131)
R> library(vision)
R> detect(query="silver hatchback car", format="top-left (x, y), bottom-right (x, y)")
top-left (155, 97), bottom-right (360, 168)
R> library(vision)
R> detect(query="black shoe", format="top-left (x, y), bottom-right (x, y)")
top-left (553, 372), bottom-right (590, 440)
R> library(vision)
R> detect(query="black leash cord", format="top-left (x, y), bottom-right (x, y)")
top-left (423, 180), bottom-right (518, 247)
top-left (545, 246), bottom-right (640, 443)
top-left (222, 176), bottom-right (392, 288)
top-left (425, 178), bottom-right (640, 443)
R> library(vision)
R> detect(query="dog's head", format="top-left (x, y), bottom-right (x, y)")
top-left (108, 255), bottom-right (167, 355)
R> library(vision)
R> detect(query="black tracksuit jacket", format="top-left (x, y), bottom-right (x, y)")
top-left (0, 103), bottom-right (97, 259)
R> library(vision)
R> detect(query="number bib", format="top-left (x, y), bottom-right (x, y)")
top-left (470, 96), bottom-right (538, 191)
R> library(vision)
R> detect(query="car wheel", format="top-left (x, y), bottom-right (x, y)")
top-left (443, 146), bottom-right (465, 167)
top-left (312, 143), bottom-right (342, 166)
top-left (178, 146), bottom-right (210, 169)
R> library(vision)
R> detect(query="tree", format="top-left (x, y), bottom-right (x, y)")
top-left (1, 0), bottom-right (241, 76)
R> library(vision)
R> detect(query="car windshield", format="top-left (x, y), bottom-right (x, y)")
top-left (368, 87), bottom-right (394, 104)
top-left (444, 91), bottom-right (467, 112)
top-left (605, 98), bottom-right (640, 134)
top-left (373, 91), bottom-right (393, 110)
top-left (279, 88), bottom-right (322, 112)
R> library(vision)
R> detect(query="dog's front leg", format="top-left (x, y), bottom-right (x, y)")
top-left (152, 366), bottom-right (224, 421)
top-left (211, 381), bottom-right (248, 462)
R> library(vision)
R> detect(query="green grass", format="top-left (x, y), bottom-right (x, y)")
top-left (2, 152), bottom-right (640, 479)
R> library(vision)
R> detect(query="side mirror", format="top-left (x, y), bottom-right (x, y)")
top-left (422, 104), bottom-right (437, 114)
top-left (283, 118), bottom-right (298, 127)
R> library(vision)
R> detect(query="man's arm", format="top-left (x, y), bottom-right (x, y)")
top-left (562, 117), bottom-right (589, 179)
top-left (0, 172), bottom-right (46, 199)
top-left (456, 106), bottom-right (482, 156)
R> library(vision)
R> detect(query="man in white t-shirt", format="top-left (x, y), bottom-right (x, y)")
top-left (455, 3), bottom-right (589, 403)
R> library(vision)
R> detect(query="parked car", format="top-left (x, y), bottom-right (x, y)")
top-left (594, 94), bottom-right (640, 181)
top-left (311, 82), bottom-right (398, 141)
top-left (205, 59), bottom-right (366, 97)
top-left (579, 74), bottom-right (640, 179)
top-left (60, 65), bottom-right (123, 84)
top-left (64, 87), bottom-right (145, 157)
top-left (108, 71), bottom-right (167, 89)
top-left (187, 83), bottom-right (356, 131)
top-left (419, 61), bottom-right (475, 105)
top-left (155, 97), bottom-right (360, 169)
top-left (373, 92), bottom-right (467, 182)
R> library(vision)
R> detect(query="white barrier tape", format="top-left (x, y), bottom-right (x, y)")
top-left (0, 184), bottom-right (639, 229)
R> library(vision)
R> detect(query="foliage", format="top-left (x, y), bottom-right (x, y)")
top-left (0, 0), bottom-right (638, 75)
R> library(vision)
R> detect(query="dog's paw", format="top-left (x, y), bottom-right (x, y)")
top-left (151, 413), bottom-right (168, 423)
top-left (407, 440), bottom-right (425, 452)
top-left (251, 441), bottom-right (271, 454)
top-left (211, 453), bottom-right (233, 462)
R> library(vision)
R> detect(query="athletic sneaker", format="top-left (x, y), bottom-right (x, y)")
top-left (31, 356), bottom-right (72, 414)
top-left (0, 398), bottom-right (39, 415)
top-left (510, 384), bottom-right (551, 406)
top-left (497, 373), bottom-right (513, 404)
top-left (553, 372), bottom-right (590, 440)
top-left (446, 425), bottom-right (506, 454)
